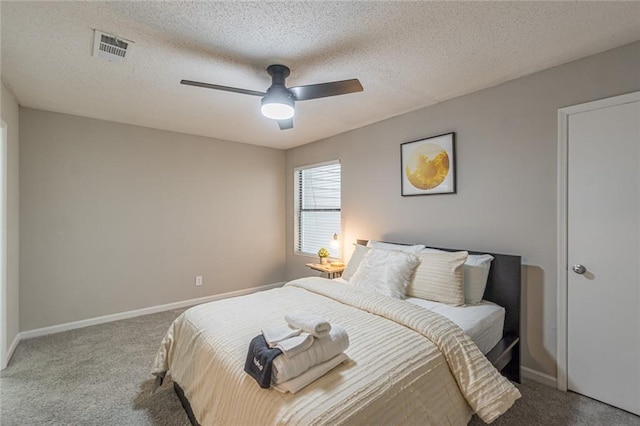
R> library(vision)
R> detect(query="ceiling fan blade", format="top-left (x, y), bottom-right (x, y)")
top-left (180, 80), bottom-right (266, 97)
top-left (289, 79), bottom-right (363, 101)
top-left (278, 119), bottom-right (294, 130)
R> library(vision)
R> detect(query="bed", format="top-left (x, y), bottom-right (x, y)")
top-left (152, 241), bottom-right (522, 425)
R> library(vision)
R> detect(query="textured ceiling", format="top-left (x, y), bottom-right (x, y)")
top-left (1, 2), bottom-right (639, 149)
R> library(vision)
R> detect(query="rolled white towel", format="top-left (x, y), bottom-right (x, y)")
top-left (274, 353), bottom-right (350, 394)
top-left (275, 333), bottom-right (314, 358)
top-left (272, 325), bottom-right (349, 384)
top-left (262, 325), bottom-right (302, 348)
top-left (284, 310), bottom-right (332, 338)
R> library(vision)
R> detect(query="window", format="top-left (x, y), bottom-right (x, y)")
top-left (294, 161), bottom-right (341, 258)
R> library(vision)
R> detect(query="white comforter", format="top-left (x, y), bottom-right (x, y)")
top-left (152, 277), bottom-right (521, 425)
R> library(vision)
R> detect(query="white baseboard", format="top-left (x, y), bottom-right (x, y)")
top-left (2, 333), bottom-right (20, 369)
top-left (18, 282), bottom-right (285, 341)
top-left (521, 366), bottom-right (558, 388)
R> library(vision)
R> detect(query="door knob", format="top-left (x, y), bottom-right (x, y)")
top-left (572, 264), bottom-right (587, 274)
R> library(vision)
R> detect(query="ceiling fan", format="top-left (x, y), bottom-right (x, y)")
top-left (181, 64), bottom-right (363, 130)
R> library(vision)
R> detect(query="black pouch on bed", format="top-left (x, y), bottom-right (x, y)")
top-left (244, 334), bottom-right (282, 389)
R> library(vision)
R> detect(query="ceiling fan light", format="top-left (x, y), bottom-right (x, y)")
top-left (261, 93), bottom-right (295, 120)
top-left (261, 102), bottom-right (295, 120)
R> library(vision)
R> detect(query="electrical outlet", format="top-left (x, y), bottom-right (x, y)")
top-left (195, 276), bottom-right (203, 286)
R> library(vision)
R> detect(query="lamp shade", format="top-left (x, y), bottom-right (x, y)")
top-left (261, 87), bottom-right (295, 120)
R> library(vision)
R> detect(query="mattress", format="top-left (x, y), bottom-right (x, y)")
top-left (333, 277), bottom-right (505, 354)
top-left (405, 298), bottom-right (504, 354)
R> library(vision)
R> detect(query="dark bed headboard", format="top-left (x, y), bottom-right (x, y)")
top-left (355, 240), bottom-right (521, 338)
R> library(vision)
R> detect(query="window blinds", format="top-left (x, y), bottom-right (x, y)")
top-left (296, 162), bottom-right (341, 257)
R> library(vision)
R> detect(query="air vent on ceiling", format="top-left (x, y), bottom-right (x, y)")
top-left (92, 30), bottom-right (133, 63)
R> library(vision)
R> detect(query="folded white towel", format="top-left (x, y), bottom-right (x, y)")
top-left (272, 325), bottom-right (349, 384)
top-left (274, 353), bottom-right (349, 394)
top-left (262, 325), bottom-right (302, 348)
top-left (275, 333), bottom-right (314, 358)
top-left (284, 310), bottom-right (332, 338)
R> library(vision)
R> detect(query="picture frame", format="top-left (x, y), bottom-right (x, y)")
top-left (401, 132), bottom-right (456, 196)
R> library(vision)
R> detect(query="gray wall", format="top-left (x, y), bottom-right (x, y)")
top-left (285, 41), bottom-right (640, 378)
top-left (1, 82), bottom-right (20, 358)
top-left (20, 109), bottom-right (286, 331)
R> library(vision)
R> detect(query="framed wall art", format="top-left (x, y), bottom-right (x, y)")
top-left (401, 132), bottom-right (456, 196)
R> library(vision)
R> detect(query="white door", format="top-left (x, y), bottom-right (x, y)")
top-left (567, 93), bottom-right (640, 415)
top-left (0, 121), bottom-right (6, 369)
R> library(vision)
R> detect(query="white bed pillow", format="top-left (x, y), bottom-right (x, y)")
top-left (341, 244), bottom-right (370, 281)
top-left (420, 248), bottom-right (494, 304)
top-left (350, 248), bottom-right (420, 299)
top-left (408, 251), bottom-right (468, 306)
top-left (366, 240), bottom-right (426, 253)
top-left (463, 254), bottom-right (494, 304)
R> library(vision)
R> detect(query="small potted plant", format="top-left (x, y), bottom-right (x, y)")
top-left (318, 247), bottom-right (330, 265)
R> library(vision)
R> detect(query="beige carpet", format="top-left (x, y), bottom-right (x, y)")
top-left (1, 309), bottom-right (191, 425)
top-left (1, 308), bottom-right (639, 425)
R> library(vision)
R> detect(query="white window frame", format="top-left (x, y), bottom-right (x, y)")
top-left (294, 160), bottom-right (342, 258)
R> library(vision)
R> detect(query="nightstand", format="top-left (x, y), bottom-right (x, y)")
top-left (305, 263), bottom-right (346, 279)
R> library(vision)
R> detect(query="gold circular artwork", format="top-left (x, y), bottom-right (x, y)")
top-left (405, 143), bottom-right (450, 190)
